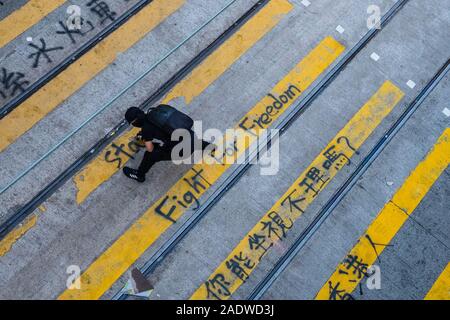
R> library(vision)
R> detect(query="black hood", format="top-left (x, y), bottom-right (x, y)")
top-left (125, 107), bottom-right (146, 127)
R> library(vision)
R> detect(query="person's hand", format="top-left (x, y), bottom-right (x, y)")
top-left (134, 131), bottom-right (145, 148)
top-left (145, 141), bottom-right (154, 153)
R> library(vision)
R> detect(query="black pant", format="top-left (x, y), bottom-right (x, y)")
top-left (138, 131), bottom-right (211, 175)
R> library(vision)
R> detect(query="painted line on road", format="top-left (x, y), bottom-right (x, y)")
top-left (0, 214), bottom-right (37, 257)
top-left (0, 0), bottom-right (66, 48)
top-left (425, 262), bottom-right (450, 300)
top-left (315, 128), bottom-right (450, 300)
top-left (73, 0), bottom-right (294, 204)
top-left (161, 0), bottom-right (294, 106)
top-left (58, 36), bottom-right (345, 300)
top-left (191, 81), bottom-right (404, 300)
top-left (0, 0), bottom-right (185, 153)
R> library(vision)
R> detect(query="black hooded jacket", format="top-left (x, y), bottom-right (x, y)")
top-left (126, 107), bottom-right (174, 152)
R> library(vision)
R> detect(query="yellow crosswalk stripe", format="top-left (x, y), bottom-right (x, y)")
top-left (73, 0), bottom-right (294, 204)
top-left (0, 0), bottom-right (66, 48)
top-left (58, 36), bottom-right (345, 300)
top-left (425, 263), bottom-right (450, 300)
top-left (0, 214), bottom-right (37, 257)
top-left (191, 81), bottom-right (404, 300)
top-left (315, 128), bottom-right (450, 300)
top-left (0, 0), bottom-right (186, 153)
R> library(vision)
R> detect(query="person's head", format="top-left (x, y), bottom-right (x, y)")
top-left (125, 107), bottom-right (146, 127)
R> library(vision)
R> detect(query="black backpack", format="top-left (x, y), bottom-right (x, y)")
top-left (146, 104), bottom-right (194, 135)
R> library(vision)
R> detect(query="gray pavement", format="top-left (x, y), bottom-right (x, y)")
top-left (263, 73), bottom-right (450, 300)
top-left (0, 0), bottom-right (256, 223)
top-left (131, 0), bottom-right (450, 300)
top-left (0, 0), bottom-right (273, 299)
top-left (0, 0), bottom-right (144, 107)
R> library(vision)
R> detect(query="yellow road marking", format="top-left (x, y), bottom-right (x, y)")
top-left (58, 36), bottom-right (345, 300)
top-left (0, 0), bottom-right (66, 48)
top-left (73, 0), bottom-right (294, 204)
top-left (0, 0), bottom-right (185, 153)
top-left (191, 81), bottom-right (404, 300)
top-left (425, 263), bottom-right (450, 300)
top-left (162, 0), bottom-right (294, 105)
top-left (0, 214), bottom-right (37, 257)
top-left (315, 128), bottom-right (450, 300)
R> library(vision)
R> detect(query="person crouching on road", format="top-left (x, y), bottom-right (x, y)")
top-left (123, 107), bottom-right (211, 183)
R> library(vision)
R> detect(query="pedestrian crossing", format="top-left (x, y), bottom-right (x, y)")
top-left (59, 35), bottom-right (345, 300)
top-left (0, 0), bottom-right (66, 48)
top-left (191, 80), bottom-right (404, 300)
top-left (73, 0), bottom-right (294, 204)
top-left (0, 0), bottom-right (186, 153)
top-left (315, 129), bottom-right (450, 300)
top-left (0, 0), bottom-right (448, 301)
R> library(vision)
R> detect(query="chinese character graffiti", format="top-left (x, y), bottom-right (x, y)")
top-left (28, 38), bottom-right (64, 68)
top-left (0, 68), bottom-right (30, 100)
top-left (56, 19), bottom-right (95, 44)
top-left (87, 0), bottom-right (117, 24)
